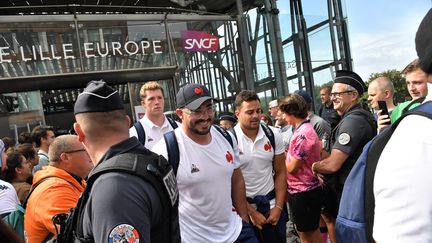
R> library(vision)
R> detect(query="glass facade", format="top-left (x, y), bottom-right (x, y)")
top-left (0, 0), bottom-right (352, 139)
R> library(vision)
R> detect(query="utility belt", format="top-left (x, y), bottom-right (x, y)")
top-left (246, 189), bottom-right (275, 215)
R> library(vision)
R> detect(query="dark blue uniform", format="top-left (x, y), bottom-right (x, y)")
top-left (81, 137), bottom-right (180, 243)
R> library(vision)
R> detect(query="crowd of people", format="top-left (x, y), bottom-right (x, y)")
top-left (0, 8), bottom-right (431, 243)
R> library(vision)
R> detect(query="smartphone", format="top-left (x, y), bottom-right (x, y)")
top-left (378, 100), bottom-right (391, 125)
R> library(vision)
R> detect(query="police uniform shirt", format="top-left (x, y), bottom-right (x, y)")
top-left (331, 104), bottom-right (376, 186)
top-left (129, 115), bottom-right (179, 150)
top-left (152, 126), bottom-right (243, 243)
top-left (81, 137), bottom-right (166, 243)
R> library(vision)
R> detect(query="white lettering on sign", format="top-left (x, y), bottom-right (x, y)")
top-left (0, 40), bottom-right (166, 64)
top-left (0, 47), bottom-right (11, 63)
top-left (184, 38), bottom-right (218, 50)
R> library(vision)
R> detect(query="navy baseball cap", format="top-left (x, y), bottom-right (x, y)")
top-left (74, 80), bottom-right (124, 115)
top-left (294, 90), bottom-right (312, 104)
top-left (176, 83), bottom-right (218, 110)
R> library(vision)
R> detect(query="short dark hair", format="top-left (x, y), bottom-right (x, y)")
top-left (1, 137), bottom-right (15, 151)
top-left (18, 132), bottom-right (34, 144)
top-left (31, 125), bottom-right (54, 147)
top-left (15, 143), bottom-right (37, 161)
top-left (235, 90), bottom-right (260, 108)
top-left (3, 150), bottom-right (25, 182)
top-left (279, 94), bottom-right (308, 119)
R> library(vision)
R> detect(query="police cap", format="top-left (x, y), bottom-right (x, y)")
top-left (74, 80), bottom-right (124, 115)
top-left (416, 9), bottom-right (432, 74)
top-left (334, 70), bottom-right (367, 95)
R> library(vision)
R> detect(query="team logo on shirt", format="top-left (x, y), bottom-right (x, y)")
top-left (147, 137), bottom-right (154, 142)
top-left (108, 224), bottom-right (139, 243)
top-left (191, 164), bottom-right (200, 173)
top-left (264, 141), bottom-right (272, 152)
top-left (338, 133), bottom-right (351, 145)
top-left (226, 151), bottom-right (233, 163)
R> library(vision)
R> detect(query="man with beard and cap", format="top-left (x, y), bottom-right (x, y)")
top-left (311, 70), bottom-right (377, 241)
top-left (152, 83), bottom-right (257, 243)
top-left (373, 9), bottom-right (432, 242)
top-left (70, 80), bottom-right (180, 243)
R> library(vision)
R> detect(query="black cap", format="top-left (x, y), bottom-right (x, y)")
top-left (415, 9), bottom-right (432, 74)
top-left (219, 114), bottom-right (237, 123)
top-left (74, 80), bottom-right (124, 115)
top-left (334, 70), bottom-right (367, 95)
top-left (176, 83), bottom-right (217, 110)
top-left (294, 90), bottom-right (312, 104)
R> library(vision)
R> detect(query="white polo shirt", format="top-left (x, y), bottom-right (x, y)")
top-left (153, 126), bottom-right (243, 243)
top-left (373, 84), bottom-right (432, 242)
top-left (234, 125), bottom-right (285, 201)
top-left (129, 115), bottom-right (178, 150)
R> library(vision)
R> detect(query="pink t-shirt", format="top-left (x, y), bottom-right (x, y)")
top-left (286, 121), bottom-right (321, 194)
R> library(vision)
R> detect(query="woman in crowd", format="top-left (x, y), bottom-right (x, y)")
top-left (279, 94), bottom-right (323, 243)
top-left (2, 150), bottom-right (32, 204)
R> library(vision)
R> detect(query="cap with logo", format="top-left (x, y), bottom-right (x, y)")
top-left (74, 80), bottom-right (124, 115)
top-left (334, 70), bottom-right (367, 95)
top-left (416, 9), bottom-right (432, 74)
top-left (176, 83), bottom-right (218, 110)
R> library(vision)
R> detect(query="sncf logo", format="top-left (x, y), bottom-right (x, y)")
top-left (181, 31), bottom-right (219, 52)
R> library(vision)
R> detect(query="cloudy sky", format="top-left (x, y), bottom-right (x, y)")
top-left (346, 0), bottom-right (431, 79)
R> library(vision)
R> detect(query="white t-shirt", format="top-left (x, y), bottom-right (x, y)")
top-left (233, 125), bottom-right (285, 203)
top-left (0, 179), bottom-right (20, 215)
top-left (373, 86), bottom-right (432, 242)
top-left (129, 115), bottom-right (178, 150)
top-left (153, 126), bottom-right (243, 243)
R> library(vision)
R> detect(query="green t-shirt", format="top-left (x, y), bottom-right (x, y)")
top-left (390, 100), bottom-right (422, 122)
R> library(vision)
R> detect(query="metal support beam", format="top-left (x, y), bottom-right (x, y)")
top-left (263, 0), bottom-right (289, 96)
top-left (236, 0), bottom-right (254, 90)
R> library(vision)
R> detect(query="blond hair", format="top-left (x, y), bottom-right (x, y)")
top-left (140, 81), bottom-right (164, 99)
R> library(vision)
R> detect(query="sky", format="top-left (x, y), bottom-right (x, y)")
top-left (345, 0), bottom-right (431, 79)
top-left (271, 0), bottom-right (431, 84)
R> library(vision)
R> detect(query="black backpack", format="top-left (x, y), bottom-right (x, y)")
top-left (163, 124), bottom-right (275, 175)
top-left (133, 116), bottom-right (178, 145)
top-left (54, 153), bottom-right (179, 243)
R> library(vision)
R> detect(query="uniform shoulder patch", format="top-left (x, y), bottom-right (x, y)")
top-left (108, 224), bottom-right (139, 243)
top-left (338, 133), bottom-right (350, 145)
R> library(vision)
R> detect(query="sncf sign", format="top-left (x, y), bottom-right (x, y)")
top-left (181, 31), bottom-right (219, 52)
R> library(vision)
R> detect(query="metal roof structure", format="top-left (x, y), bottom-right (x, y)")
top-left (0, 0), bottom-right (262, 15)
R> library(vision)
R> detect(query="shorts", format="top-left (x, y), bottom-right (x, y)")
top-left (321, 183), bottom-right (339, 219)
top-left (288, 186), bottom-right (322, 232)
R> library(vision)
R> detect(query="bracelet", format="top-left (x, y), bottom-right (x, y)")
top-left (275, 205), bottom-right (283, 211)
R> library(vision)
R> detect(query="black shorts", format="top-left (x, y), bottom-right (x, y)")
top-left (321, 183), bottom-right (339, 219)
top-left (288, 186), bottom-right (322, 232)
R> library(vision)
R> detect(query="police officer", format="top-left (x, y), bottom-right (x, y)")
top-left (311, 70), bottom-right (377, 242)
top-left (72, 80), bottom-right (180, 243)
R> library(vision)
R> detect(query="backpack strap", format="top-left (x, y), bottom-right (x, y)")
top-left (213, 125), bottom-right (234, 149)
top-left (164, 125), bottom-right (235, 176)
top-left (166, 117), bottom-right (179, 129)
top-left (164, 131), bottom-right (180, 175)
top-left (364, 101), bottom-right (432, 241)
top-left (133, 121), bottom-right (146, 145)
top-left (260, 124), bottom-right (275, 152)
top-left (23, 176), bottom-right (60, 208)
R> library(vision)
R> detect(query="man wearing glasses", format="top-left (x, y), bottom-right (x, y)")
top-left (153, 83), bottom-right (258, 243)
top-left (312, 70), bottom-right (377, 240)
top-left (25, 135), bottom-right (93, 243)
